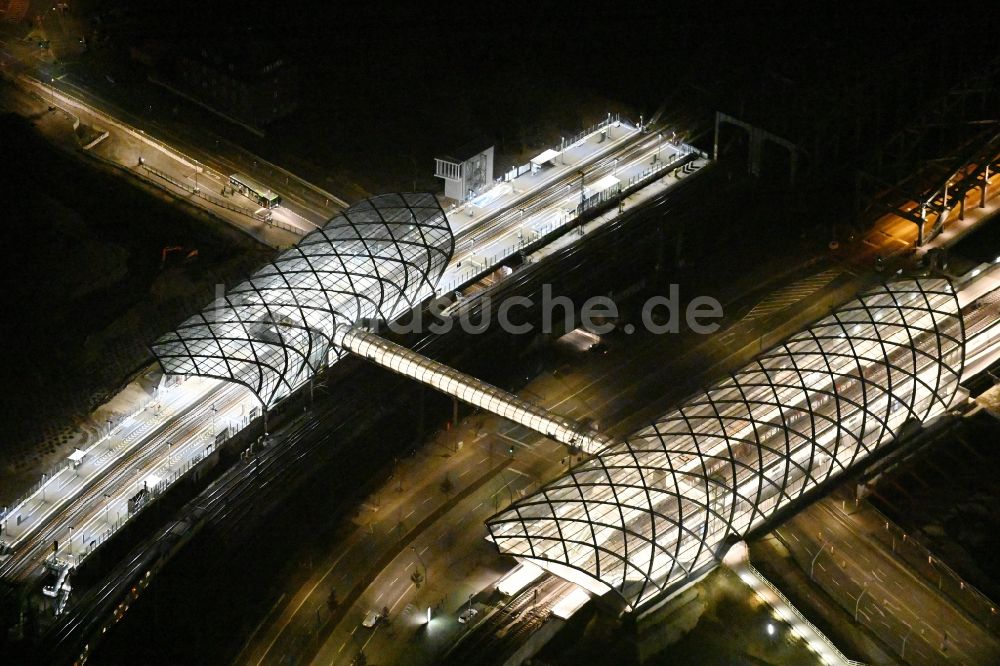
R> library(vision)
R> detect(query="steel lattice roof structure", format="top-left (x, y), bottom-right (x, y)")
top-left (151, 193), bottom-right (453, 406)
top-left (486, 279), bottom-right (965, 610)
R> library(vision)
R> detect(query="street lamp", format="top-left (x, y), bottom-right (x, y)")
top-left (498, 470), bottom-right (515, 507)
top-left (901, 623), bottom-right (913, 659)
top-left (809, 539), bottom-right (829, 580)
top-left (854, 581), bottom-right (869, 622)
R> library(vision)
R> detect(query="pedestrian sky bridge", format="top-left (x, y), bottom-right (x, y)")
top-left (486, 278), bottom-right (966, 610)
top-left (333, 325), bottom-right (614, 453)
top-left (152, 192), bottom-right (608, 451)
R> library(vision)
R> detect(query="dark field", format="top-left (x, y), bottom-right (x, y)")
top-left (0, 112), bottom-right (268, 487)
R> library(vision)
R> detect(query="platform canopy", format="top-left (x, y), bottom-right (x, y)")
top-left (530, 148), bottom-right (561, 166)
top-left (586, 174), bottom-right (620, 195)
top-left (151, 193), bottom-right (454, 407)
top-left (488, 279), bottom-right (965, 610)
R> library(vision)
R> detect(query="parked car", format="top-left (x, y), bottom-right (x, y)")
top-left (458, 607), bottom-right (479, 624)
top-left (588, 342), bottom-right (609, 355)
top-left (362, 609), bottom-right (380, 628)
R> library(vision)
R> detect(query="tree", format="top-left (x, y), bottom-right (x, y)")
top-left (440, 473), bottom-right (454, 496)
top-left (410, 569), bottom-right (424, 588)
top-left (326, 588), bottom-right (339, 611)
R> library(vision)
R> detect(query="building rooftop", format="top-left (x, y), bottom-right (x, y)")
top-left (436, 136), bottom-right (493, 164)
top-left (179, 39), bottom-right (293, 83)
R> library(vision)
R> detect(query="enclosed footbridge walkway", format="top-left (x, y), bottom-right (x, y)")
top-left (333, 324), bottom-right (612, 452)
top-left (152, 192), bottom-right (608, 451)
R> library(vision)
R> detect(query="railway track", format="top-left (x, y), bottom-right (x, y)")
top-left (441, 575), bottom-right (573, 666)
top-left (452, 129), bottom-right (678, 256)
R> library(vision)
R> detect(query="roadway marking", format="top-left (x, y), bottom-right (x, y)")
top-left (493, 431), bottom-right (531, 451)
top-left (403, 509), bottom-right (415, 520)
top-left (338, 642), bottom-right (346, 654)
top-left (390, 583), bottom-right (415, 613)
top-left (360, 582), bottom-right (416, 652)
top-left (459, 467), bottom-right (473, 478)
top-left (422, 497), bottom-right (432, 504)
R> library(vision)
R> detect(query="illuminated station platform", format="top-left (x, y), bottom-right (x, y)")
top-left (436, 116), bottom-right (699, 293)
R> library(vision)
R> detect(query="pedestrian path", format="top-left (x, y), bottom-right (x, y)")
top-left (742, 268), bottom-right (842, 322)
top-left (723, 542), bottom-right (865, 666)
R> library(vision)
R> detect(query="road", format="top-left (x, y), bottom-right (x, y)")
top-left (14, 4), bottom-right (346, 222)
top-left (775, 498), bottom-right (1000, 665)
top-left (0, 31), bottom-right (334, 246)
